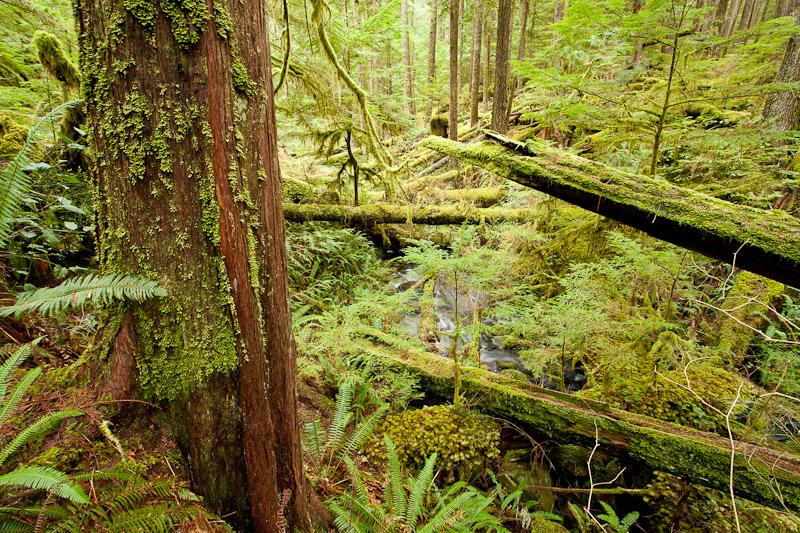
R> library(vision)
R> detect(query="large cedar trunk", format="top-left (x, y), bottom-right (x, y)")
top-left (74, 0), bottom-right (310, 531)
top-left (490, 0), bottom-right (513, 133)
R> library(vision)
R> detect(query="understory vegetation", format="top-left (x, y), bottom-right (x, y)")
top-left (0, 0), bottom-right (799, 531)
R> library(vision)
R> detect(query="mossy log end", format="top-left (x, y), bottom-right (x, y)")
top-left (354, 327), bottom-right (800, 514)
top-left (420, 135), bottom-right (800, 288)
top-left (282, 203), bottom-right (538, 226)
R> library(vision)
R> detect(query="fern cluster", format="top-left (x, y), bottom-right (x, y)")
top-left (327, 436), bottom-right (505, 533)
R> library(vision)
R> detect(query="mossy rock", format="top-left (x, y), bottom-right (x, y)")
top-left (0, 112), bottom-right (28, 156)
top-left (529, 514), bottom-right (570, 532)
top-left (282, 176), bottom-right (314, 203)
top-left (366, 404), bottom-right (500, 474)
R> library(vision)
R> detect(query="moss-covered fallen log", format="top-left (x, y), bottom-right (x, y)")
top-left (354, 327), bottom-right (800, 514)
top-left (421, 135), bottom-right (800, 288)
top-left (283, 203), bottom-right (538, 226)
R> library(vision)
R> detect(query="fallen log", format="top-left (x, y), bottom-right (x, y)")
top-left (283, 203), bottom-right (538, 226)
top-left (420, 134), bottom-right (800, 288)
top-left (354, 327), bottom-right (800, 514)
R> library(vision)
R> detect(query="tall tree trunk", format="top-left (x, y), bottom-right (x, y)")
top-left (74, 1), bottom-right (309, 532)
top-left (737, 0), bottom-right (755, 30)
top-left (449, 0), bottom-right (459, 142)
top-left (403, 0), bottom-right (416, 114)
top-left (483, 11), bottom-right (491, 112)
top-left (723, 0), bottom-right (743, 37)
top-left (776, 0), bottom-right (789, 18)
top-left (425, 0), bottom-right (438, 118)
top-left (470, 0), bottom-right (484, 125)
top-left (631, 0), bottom-right (644, 65)
top-left (506, 0), bottom-right (529, 124)
top-left (491, 0), bottom-right (514, 132)
top-left (763, 12), bottom-right (800, 131)
top-left (715, 0), bottom-right (730, 33)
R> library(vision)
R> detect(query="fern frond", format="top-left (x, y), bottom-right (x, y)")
top-left (0, 100), bottom-right (82, 246)
top-left (0, 519), bottom-right (30, 532)
top-left (105, 503), bottom-right (181, 532)
top-left (0, 409), bottom-right (82, 466)
top-left (0, 467), bottom-right (88, 504)
top-left (406, 452), bottom-right (437, 530)
top-left (301, 419), bottom-right (326, 458)
top-left (0, 344), bottom-right (31, 405)
top-left (0, 367), bottom-right (40, 428)
top-left (338, 403), bottom-right (387, 458)
top-left (420, 491), bottom-right (484, 533)
top-left (620, 510), bottom-right (639, 529)
top-left (383, 435), bottom-right (405, 516)
top-left (330, 493), bottom-right (387, 533)
top-left (327, 382), bottom-right (353, 454)
top-left (341, 456), bottom-right (369, 503)
top-left (0, 274), bottom-right (167, 318)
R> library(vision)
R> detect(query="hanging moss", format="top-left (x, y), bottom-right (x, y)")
top-left (33, 31), bottom-right (79, 89)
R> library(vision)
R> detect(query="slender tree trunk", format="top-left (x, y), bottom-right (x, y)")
top-left (763, 12), bottom-right (800, 130)
top-left (449, 0), bottom-right (459, 139)
top-left (650, 33), bottom-right (680, 176)
top-left (723, 0), bottom-right (743, 37)
top-left (449, 0), bottom-right (459, 165)
top-left (715, 0), bottom-right (730, 33)
top-left (776, 0), bottom-right (789, 18)
top-left (483, 8), bottom-right (492, 113)
top-left (425, 0), bottom-right (438, 118)
top-left (491, 0), bottom-right (514, 132)
top-left (507, 0), bottom-right (529, 124)
top-left (403, 0), bottom-right (415, 114)
top-left (470, 0), bottom-right (484, 125)
top-left (631, 0), bottom-right (644, 65)
top-left (738, 0), bottom-right (755, 30)
top-left (74, 0), bottom-right (309, 531)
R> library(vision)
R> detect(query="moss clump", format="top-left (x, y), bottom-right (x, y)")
top-left (33, 31), bottom-right (79, 89)
top-left (0, 113), bottom-right (27, 156)
top-left (429, 113), bottom-right (448, 137)
top-left (366, 405), bottom-right (500, 474)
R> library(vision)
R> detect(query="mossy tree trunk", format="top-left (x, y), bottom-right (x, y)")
top-left (75, 0), bottom-right (309, 531)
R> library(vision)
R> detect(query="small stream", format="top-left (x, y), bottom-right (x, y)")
top-left (390, 262), bottom-right (588, 391)
top-left (391, 263), bottom-right (524, 372)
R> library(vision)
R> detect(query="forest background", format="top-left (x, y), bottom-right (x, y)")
top-left (0, 0), bottom-right (798, 531)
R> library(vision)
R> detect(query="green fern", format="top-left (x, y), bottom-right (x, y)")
top-left (0, 467), bottom-right (88, 504)
top-left (597, 501), bottom-right (639, 532)
top-left (0, 273), bottom-right (167, 318)
top-left (327, 436), bottom-right (506, 533)
top-left (0, 100), bottom-right (83, 246)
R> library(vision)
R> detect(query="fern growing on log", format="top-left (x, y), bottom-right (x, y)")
top-left (0, 273), bottom-right (167, 318)
top-left (0, 100), bottom-right (83, 246)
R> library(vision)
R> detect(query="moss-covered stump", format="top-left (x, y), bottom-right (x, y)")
top-left (353, 327), bottom-right (800, 514)
top-left (420, 135), bottom-right (800, 287)
top-left (282, 202), bottom-right (539, 226)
